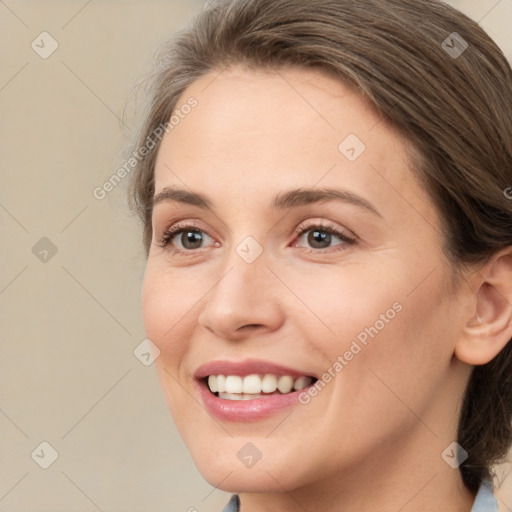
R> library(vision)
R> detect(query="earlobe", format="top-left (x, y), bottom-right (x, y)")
top-left (455, 249), bottom-right (512, 366)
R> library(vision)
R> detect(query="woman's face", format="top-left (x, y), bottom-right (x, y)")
top-left (142, 66), bottom-right (472, 493)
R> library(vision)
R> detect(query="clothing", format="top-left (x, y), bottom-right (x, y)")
top-left (221, 478), bottom-right (498, 511)
top-left (472, 478), bottom-right (499, 512)
top-left (222, 494), bottom-right (239, 512)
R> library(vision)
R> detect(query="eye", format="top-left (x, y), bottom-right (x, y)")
top-left (156, 220), bottom-right (355, 255)
top-left (157, 222), bottom-right (216, 252)
top-left (293, 222), bottom-right (356, 251)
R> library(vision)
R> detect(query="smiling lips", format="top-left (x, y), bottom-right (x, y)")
top-left (194, 359), bottom-right (317, 420)
top-left (208, 374), bottom-right (313, 400)
top-left (196, 358), bottom-right (317, 400)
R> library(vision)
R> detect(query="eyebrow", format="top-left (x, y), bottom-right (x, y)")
top-left (153, 187), bottom-right (212, 209)
top-left (272, 188), bottom-right (382, 217)
top-left (152, 186), bottom-right (382, 218)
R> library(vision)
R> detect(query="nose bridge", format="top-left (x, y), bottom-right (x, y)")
top-left (216, 231), bottom-right (270, 295)
top-left (198, 236), bottom-right (283, 338)
top-left (211, 237), bottom-right (270, 311)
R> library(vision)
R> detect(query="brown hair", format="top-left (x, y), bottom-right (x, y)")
top-left (128, 0), bottom-right (512, 493)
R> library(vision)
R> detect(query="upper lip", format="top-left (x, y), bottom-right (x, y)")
top-left (194, 359), bottom-right (317, 379)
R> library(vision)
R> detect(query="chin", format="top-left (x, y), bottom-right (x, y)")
top-left (190, 443), bottom-right (313, 494)
top-left (199, 464), bottom-right (296, 493)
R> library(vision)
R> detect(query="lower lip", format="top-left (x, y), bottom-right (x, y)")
top-left (197, 380), bottom-right (310, 422)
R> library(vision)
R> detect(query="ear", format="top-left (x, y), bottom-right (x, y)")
top-left (455, 248), bottom-right (512, 365)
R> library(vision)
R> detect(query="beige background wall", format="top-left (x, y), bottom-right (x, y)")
top-left (1, 1), bottom-right (511, 511)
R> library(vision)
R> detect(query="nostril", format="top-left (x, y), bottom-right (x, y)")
top-left (240, 324), bottom-right (264, 330)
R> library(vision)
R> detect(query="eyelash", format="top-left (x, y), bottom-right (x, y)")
top-left (157, 221), bottom-right (207, 255)
top-left (156, 221), bottom-right (356, 255)
top-left (293, 222), bottom-right (356, 253)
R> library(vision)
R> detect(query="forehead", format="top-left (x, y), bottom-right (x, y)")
top-left (157, 66), bottom-right (383, 161)
top-left (153, 65), bottom-right (428, 219)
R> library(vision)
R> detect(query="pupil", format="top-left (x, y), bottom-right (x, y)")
top-left (182, 231), bottom-right (202, 249)
top-left (308, 230), bottom-right (331, 248)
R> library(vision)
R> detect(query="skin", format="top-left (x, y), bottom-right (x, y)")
top-left (142, 66), bottom-right (512, 511)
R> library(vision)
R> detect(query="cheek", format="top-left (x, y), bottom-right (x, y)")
top-left (291, 254), bottom-right (451, 357)
top-left (142, 271), bottom-right (196, 399)
top-left (338, 274), bottom-right (455, 431)
top-left (141, 265), bottom-right (203, 353)
top-left (142, 267), bottom-right (205, 432)
top-left (284, 263), bottom-right (404, 352)
top-left (289, 263), bottom-right (453, 420)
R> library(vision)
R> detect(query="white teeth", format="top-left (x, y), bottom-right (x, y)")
top-left (216, 375), bottom-right (226, 393)
top-left (293, 376), bottom-right (311, 391)
top-left (261, 374), bottom-right (277, 393)
top-left (225, 375), bottom-right (243, 394)
top-left (242, 374), bottom-right (261, 394)
top-left (277, 375), bottom-right (294, 393)
top-left (206, 374), bottom-right (313, 397)
top-left (208, 375), bottom-right (217, 393)
top-left (219, 392), bottom-right (272, 401)
top-left (219, 392), bottom-right (281, 400)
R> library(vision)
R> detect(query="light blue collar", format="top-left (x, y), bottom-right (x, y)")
top-left (222, 494), bottom-right (239, 512)
top-left (222, 478), bottom-right (498, 511)
top-left (471, 478), bottom-right (498, 511)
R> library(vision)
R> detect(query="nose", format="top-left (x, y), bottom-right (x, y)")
top-left (197, 249), bottom-right (285, 341)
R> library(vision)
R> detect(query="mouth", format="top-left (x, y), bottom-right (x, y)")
top-left (205, 374), bottom-right (316, 400)
top-left (194, 359), bottom-right (318, 421)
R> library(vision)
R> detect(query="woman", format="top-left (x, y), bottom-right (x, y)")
top-left (128, 0), bottom-right (512, 510)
